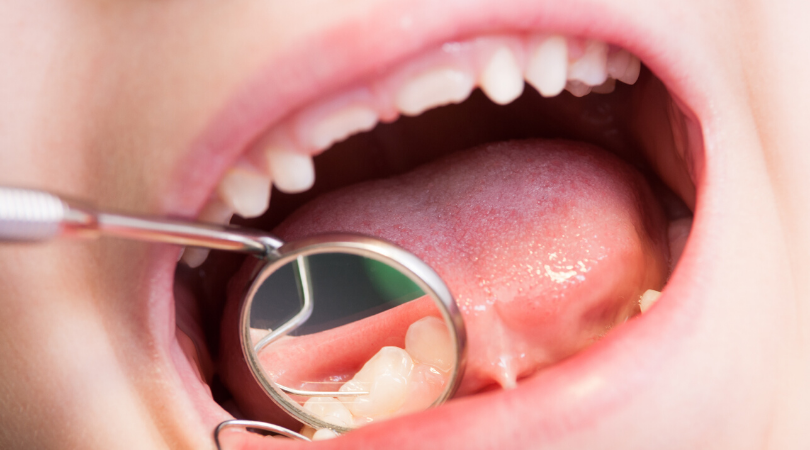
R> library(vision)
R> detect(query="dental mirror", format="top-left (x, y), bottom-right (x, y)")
top-left (0, 186), bottom-right (467, 435)
top-left (239, 234), bottom-right (466, 433)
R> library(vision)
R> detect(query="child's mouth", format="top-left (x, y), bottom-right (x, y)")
top-left (156, 3), bottom-right (716, 448)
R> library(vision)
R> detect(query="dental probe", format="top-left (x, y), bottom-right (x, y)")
top-left (0, 186), bottom-right (283, 254)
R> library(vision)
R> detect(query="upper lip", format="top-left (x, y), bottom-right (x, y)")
top-left (155, 0), bottom-right (723, 445)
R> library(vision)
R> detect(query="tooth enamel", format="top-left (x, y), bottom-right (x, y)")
top-left (591, 77), bottom-right (616, 94)
top-left (180, 198), bottom-right (235, 268)
top-left (639, 289), bottom-right (662, 313)
top-left (264, 146), bottom-right (316, 193)
top-left (306, 105), bottom-right (379, 151)
top-left (568, 40), bottom-right (609, 86)
top-left (404, 316), bottom-right (454, 372)
top-left (216, 167), bottom-right (272, 218)
top-left (398, 364), bottom-right (447, 415)
top-left (395, 67), bottom-right (475, 116)
top-left (303, 397), bottom-right (354, 428)
top-left (479, 46), bottom-right (524, 105)
top-left (565, 80), bottom-right (593, 97)
top-left (339, 346), bottom-right (413, 419)
top-left (607, 48), bottom-right (631, 79)
top-left (312, 429), bottom-right (339, 441)
top-left (524, 35), bottom-right (568, 97)
top-left (618, 54), bottom-right (641, 84)
top-left (300, 426), bottom-right (316, 440)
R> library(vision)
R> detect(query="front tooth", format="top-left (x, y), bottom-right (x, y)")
top-left (524, 35), bottom-right (568, 97)
top-left (264, 145), bottom-right (315, 193)
top-left (479, 46), bottom-right (524, 105)
top-left (404, 316), bottom-right (454, 372)
top-left (216, 167), bottom-right (271, 218)
top-left (302, 397), bottom-right (354, 428)
top-left (618, 54), bottom-right (641, 84)
top-left (639, 289), bottom-right (662, 313)
top-left (305, 105), bottom-right (379, 151)
top-left (339, 346), bottom-right (413, 419)
top-left (568, 40), bottom-right (609, 86)
top-left (395, 67), bottom-right (475, 116)
top-left (565, 80), bottom-right (592, 97)
top-left (180, 198), bottom-right (235, 268)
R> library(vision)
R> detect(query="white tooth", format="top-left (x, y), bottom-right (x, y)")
top-left (312, 429), bottom-right (339, 441)
top-left (216, 167), bottom-right (271, 218)
top-left (339, 346), bottom-right (413, 419)
top-left (264, 146), bottom-right (315, 193)
top-left (639, 289), bottom-right (662, 313)
top-left (618, 54), bottom-right (641, 85)
top-left (591, 77), bottom-right (616, 94)
top-left (395, 67), bottom-right (475, 116)
top-left (404, 316), bottom-right (454, 372)
top-left (303, 397), bottom-right (354, 428)
top-left (565, 80), bottom-right (592, 97)
top-left (180, 199), bottom-right (236, 268)
top-left (479, 46), bottom-right (524, 105)
top-left (607, 49), bottom-right (631, 79)
top-left (299, 426), bottom-right (316, 440)
top-left (306, 105), bottom-right (378, 151)
top-left (524, 35), bottom-right (568, 97)
top-left (398, 364), bottom-right (447, 415)
top-left (568, 40), bottom-right (609, 86)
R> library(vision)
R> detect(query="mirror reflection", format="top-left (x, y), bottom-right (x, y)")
top-left (247, 253), bottom-right (456, 430)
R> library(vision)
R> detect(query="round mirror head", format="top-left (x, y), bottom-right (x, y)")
top-left (239, 234), bottom-right (466, 433)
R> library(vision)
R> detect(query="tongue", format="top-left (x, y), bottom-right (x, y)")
top-left (271, 139), bottom-right (669, 394)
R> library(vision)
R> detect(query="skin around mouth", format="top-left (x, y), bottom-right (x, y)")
top-left (219, 139), bottom-right (670, 432)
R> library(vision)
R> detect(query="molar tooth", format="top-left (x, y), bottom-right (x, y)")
top-left (339, 346), bottom-right (413, 419)
top-left (639, 289), bottom-right (662, 313)
top-left (264, 145), bottom-right (315, 193)
top-left (303, 397), bottom-right (354, 428)
top-left (565, 80), bottom-right (592, 97)
top-left (567, 40), bottom-right (609, 86)
top-left (304, 105), bottom-right (379, 151)
top-left (618, 54), bottom-right (641, 84)
top-left (180, 198), bottom-right (235, 268)
top-left (405, 316), bottom-right (454, 372)
top-left (524, 35), bottom-right (568, 97)
top-left (591, 78), bottom-right (616, 94)
top-left (216, 167), bottom-right (271, 218)
top-left (479, 46), bottom-right (524, 105)
top-left (395, 67), bottom-right (475, 116)
top-left (607, 48), bottom-right (631, 79)
top-left (312, 429), bottom-right (339, 441)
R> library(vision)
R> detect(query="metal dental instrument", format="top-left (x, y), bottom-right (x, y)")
top-left (214, 420), bottom-right (310, 448)
top-left (0, 186), bottom-right (467, 435)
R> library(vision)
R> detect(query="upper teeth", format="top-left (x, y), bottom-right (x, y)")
top-left (182, 33), bottom-right (642, 268)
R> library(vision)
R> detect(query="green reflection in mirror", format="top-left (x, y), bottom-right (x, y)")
top-left (362, 257), bottom-right (424, 305)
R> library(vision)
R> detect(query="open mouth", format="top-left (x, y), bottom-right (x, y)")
top-left (157, 3), bottom-right (714, 448)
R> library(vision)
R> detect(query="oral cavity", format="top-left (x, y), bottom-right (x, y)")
top-left (181, 34), bottom-right (642, 267)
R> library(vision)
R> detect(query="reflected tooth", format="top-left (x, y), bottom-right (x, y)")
top-left (618, 54), bottom-right (641, 84)
top-left (398, 364), bottom-right (447, 415)
top-left (216, 167), bottom-right (271, 218)
top-left (479, 47), bottom-right (524, 105)
top-left (180, 199), bottom-right (235, 268)
top-left (607, 48), bottom-right (631, 79)
top-left (395, 67), bottom-right (475, 116)
top-left (639, 289), bottom-right (662, 313)
top-left (312, 429), bottom-right (338, 441)
top-left (565, 80), bottom-right (592, 97)
top-left (303, 397), bottom-right (354, 428)
top-left (264, 145), bottom-right (315, 193)
top-left (525, 35), bottom-right (568, 97)
top-left (405, 316), bottom-right (454, 372)
top-left (339, 346), bottom-right (413, 419)
top-left (306, 105), bottom-right (378, 151)
top-left (568, 40), bottom-right (609, 86)
top-left (591, 78), bottom-right (616, 94)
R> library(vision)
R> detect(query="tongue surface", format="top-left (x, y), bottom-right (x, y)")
top-left (273, 139), bottom-right (668, 395)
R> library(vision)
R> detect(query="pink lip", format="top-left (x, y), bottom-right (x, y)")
top-left (155, 0), bottom-right (726, 447)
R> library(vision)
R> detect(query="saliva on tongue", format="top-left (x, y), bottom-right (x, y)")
top-left (264, 138), bottom-right (669, 426)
